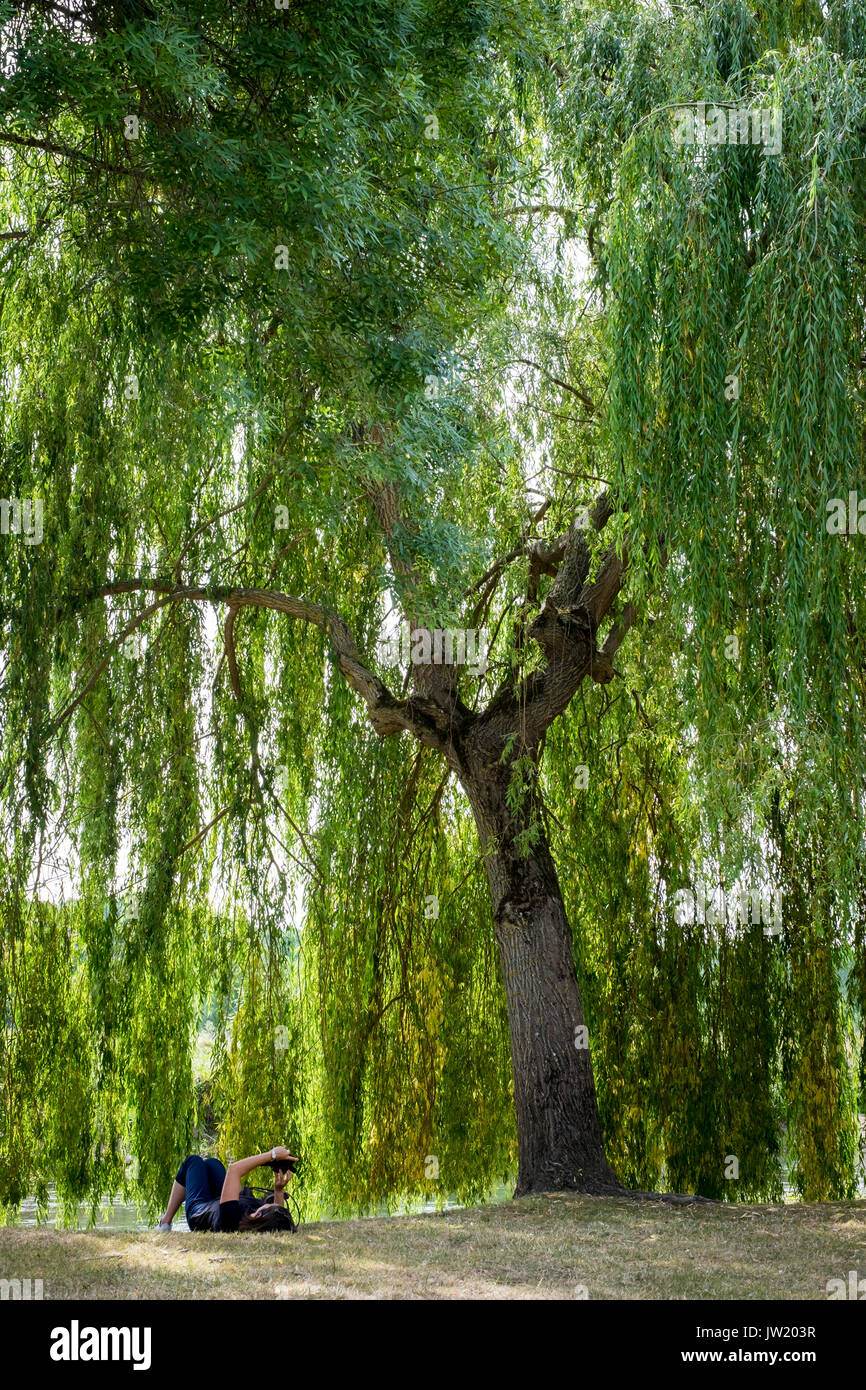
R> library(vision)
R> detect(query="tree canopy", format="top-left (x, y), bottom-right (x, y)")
top-left (1, 0), bottom-right (865, 1220)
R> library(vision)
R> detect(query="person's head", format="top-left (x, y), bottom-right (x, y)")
top-left (238, 1203), bottom-right (296, 1233)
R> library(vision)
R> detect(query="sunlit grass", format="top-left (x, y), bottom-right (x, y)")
top-left (1, 1194), bottom-right (863, 1300)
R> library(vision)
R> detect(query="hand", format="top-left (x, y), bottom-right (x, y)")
top-left (273, 1168), bottom-right (292, 1190)
top-left (271, 1145), bottom-right (295, 1162)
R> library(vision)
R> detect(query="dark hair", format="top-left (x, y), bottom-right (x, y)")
top-left (238, 1203), bottom-right (296, 1233)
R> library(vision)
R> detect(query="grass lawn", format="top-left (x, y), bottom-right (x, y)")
top-left (2, 1194), bottom-right (865, 1299)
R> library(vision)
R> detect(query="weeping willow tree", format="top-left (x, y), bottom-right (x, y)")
top-left (1, 0), bottom-right (865, 1221)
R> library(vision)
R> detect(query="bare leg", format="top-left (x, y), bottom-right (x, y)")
top-left (158, 1180), bottom-right (186, 1228)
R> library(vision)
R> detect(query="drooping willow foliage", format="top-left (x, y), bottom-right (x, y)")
top-left (0, 0), bottom-right (540, 1219)
top-left (537, 0), bottom-right (866, 1199)
top-left (1, 0), bottom-right (865, 1223)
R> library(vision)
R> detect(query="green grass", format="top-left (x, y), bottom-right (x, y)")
top-left (2, 1194), bottom-right (865, 1299)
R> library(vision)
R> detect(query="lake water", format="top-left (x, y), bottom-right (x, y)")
top-left (6, 1186), bottom-right (495, 1231)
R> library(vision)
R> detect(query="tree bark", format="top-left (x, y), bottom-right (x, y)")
top-left (459, 753), bottom-right (622, 1196)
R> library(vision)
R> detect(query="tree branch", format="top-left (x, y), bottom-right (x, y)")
top-left (502, 204), bottom-right (584, 218)
top-left (509, 357), bottom-right (598, 417)
top-left (50, 580), bottom-right (454, 752)
top-left (467, 498), bottom-right (551, 616)
top-left (479, 494), bottom-right (628, 747)
top-left (0, 128), bottom-right (132, 174)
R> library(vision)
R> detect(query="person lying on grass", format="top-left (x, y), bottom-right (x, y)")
top-left (157, 1147), bottom-right (298, 1233)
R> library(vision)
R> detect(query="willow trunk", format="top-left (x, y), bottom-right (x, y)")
top-left (459, 756), bottom-right (621, 1196)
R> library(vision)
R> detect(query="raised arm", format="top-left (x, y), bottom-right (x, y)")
top-left (220, 1147), bottom-right (296, 1204)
